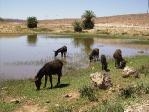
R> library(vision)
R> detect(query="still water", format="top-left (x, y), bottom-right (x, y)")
top-left (0, 34), bottom-right (149, 80)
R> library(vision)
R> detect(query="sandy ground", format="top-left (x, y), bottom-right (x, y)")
top-left (0, 13), bottom-right (149, 36)
top-left (0, 21), bottom-right (148, 36)
top-left (125, 100), bottom-right (149, 112)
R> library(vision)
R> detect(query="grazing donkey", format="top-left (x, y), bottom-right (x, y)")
top-left (101, 54), bottom-right (109, 71)
top-left (89, 48), bottom-right (99, 62)
top-left (54, 46), bottom-right (67, 57)
top-left (113, 49), bottom-right (126, 69)
top-left (34, 59), bottom-right (63, 90)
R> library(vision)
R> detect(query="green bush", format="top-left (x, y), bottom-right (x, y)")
top-left (79, 86), bottom-right (97, 101)
top-left (120, 82), bottom-right (149, 99)
top-left (27, 17), bottom-right (38, 28)
top-left (119, 86), bottom-right (135, 98)
top-left (145, 86), bottom-right (149, 94)
top-left (0, 17), bottom-right (4, 21)
top-left (72, 21), bottom-right (82, 32)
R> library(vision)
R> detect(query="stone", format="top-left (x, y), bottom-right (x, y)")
top-left (64, 94), bottom-right (72, 98)
top-left (10, 99), bottom-right (20, 104)
top-left (90, 72), bottom-right (112, 89)
top-left (122, 66), bottom-right (139, 78)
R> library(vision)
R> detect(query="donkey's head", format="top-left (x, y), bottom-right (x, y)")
top-left (54, 51), bottom-right (59, 57)
top-left (34, 76), bottom-right (41, 90)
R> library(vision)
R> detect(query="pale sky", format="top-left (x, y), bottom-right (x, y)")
top-left (0, 0), bottom-right (148, 20)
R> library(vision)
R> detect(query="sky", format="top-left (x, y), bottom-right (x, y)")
top-left (0, 0), bottom-right (148, 20)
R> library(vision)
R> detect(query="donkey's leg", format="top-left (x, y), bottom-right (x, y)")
top-left (115, 59), bottom-right (117, 67)
top-left (117, 60), bottom-right (121, 68)
top-left (57, 72), bottom-right (62, 86)
top-left (102, 64), bottom-right (104, 70)
top-left (61, 52), bottom-right (63, 57)
top-left (49, 75), bottom-right (53, 89)
top-left (115, 59), bottom-right (120, 68)
top-left (43, 75), bottom-right (48, 88)
top-left (64, 52), bottom-right (66, 57)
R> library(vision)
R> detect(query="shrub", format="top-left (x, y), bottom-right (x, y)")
top-left (27, 17), bottom-right (38, 28)
top-left (79, 86), bottom-right (97, 101)
top-left (0, 17), bottom-right (4, 21)
top-left (119, 86), bottom-right (135, 98)
top-left (72, 21), bottom-right (82, 32)
top-left (119, 82), bottom-right (149, 99)
top-left (145, 86), bottom-right (149, 94)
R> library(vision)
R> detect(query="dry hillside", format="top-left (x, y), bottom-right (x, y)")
top-left (0, 13), bottom-right (149, 35)
top-left (38, 13), bottom-right (149, 26)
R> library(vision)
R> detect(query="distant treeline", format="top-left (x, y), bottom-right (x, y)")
top-left (0, 17), bottom-right (24, 22)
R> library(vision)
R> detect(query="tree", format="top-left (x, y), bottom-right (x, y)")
top-left (27, 17), bottom-right (38, 28)
top-left (81, 10), bottom-right (96, 29)
top-left (72, 20), bottom-right (82, 32)
top-left (0, 17), bottom-right (4, 21)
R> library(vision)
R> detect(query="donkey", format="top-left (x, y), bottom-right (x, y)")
top-left (113, 49), bottom-right (126, 69)
top-left (34, 59), bottom-right (63, 90)
top-left (101, 54), bottom-right (109, 71)
top-left (89, 48), bottom-right (99, 62)
top-left (54, 46), bottom-right (67, 57)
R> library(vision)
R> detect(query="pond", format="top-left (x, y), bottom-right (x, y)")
top-left (0, 34), bottom-right (149, 81)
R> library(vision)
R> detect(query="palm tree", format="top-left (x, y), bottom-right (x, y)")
top-left (81, 10), bottom-right (96, 29)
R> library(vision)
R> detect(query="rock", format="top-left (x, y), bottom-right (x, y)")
top-left (125, 103), bottom-right (149, 112)
top-left (90, 72), bottom-right (112, 89)
top-left (90, 72), bottom-right (104, 86)
top-left (63, 92), bottom-right (80, 100)
top-left (45, 101), bottom-right (50, 103)
top-left (10, 99), bottom-right (20, 104)
top-left (122, 66), bottom-right (139, 78)
top-left (64, 94), bottom-right (72, 98)
top-left (55, 104), bottom-right (59, 107)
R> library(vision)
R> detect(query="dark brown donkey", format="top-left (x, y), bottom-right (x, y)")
top-left (113, 49), bottom-right (126, 69)
top-left (89, 48), bottom-right (99, 62)
top-left (54, 46), bottom-right (67, 57)
top-left (34, 59), bottom-right (63, 90)
top-left (101, 54), bottom-right (108, 71)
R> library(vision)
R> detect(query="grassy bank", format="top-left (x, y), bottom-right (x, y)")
top-left (0, 55), bottom-right (149, 112)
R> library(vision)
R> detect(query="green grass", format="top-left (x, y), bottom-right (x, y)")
top-left (0, 102), bottom-right (17, 112)
top-left (0, 55), bottom-right (149, 111)
top-left (89, 101), bottom-right (124, 112)
top-left (131, 40), bottom-right (149, 45)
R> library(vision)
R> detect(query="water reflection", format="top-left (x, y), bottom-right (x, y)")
top-left (27, 34), bottom-right (37, 45)
top-left (73, 37), bottom-right (94, 54)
